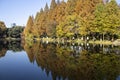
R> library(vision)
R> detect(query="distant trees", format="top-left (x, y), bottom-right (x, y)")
top-left (7, 26), bottom-right (24, 38)
top-left (0, 21), bottom-right (24, 39)
top-left (0, 21), bottom-right (7, 38)
top-left (24, 0), bottom-right (120, 41)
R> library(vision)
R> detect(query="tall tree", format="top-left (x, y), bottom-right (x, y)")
top-left (56, 14), bottom-right (81, 38)
top-left (92, 3), bottom-right (107, 40)
top-left (105, 0), bottom-right (120, 40)
top-left (54, 0), bottom-right (66, 23)
top-left (23, 16), bottom-right (34, 38)
top-left (50, 0), bottom-right (57, 10)
top-left (75, 0), bottom-right (102, 39)
top-left (65, 0), bottom-right (77, 15)
top-left (44, 3), bottom-right (49, 13)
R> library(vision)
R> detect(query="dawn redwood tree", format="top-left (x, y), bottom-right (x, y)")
top-left (50, 0), bottom-right (57, 10)
top-left (23, 16), bottom-right (34, 38)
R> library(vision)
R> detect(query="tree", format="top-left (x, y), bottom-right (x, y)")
top-left (104, 0), bottom-right (120, 40)
top-left (56, 14), bottom-right (81, 39)
top-left (92, 3), bottom-right (107, 40)
top-left (44, 3), bottom-right (49, 13)
top-left (50, 0), bottom-right (57, 10)
top-left (65, 0), bottom-right (77, 15)
top-left (23, 16), bottom-right (34, 38)
top-left (75, 0), bottom-right (102, 40)
top-left (0, 21), bottom-right (7, 38)
top-left (54, 0), bottom-right (66, 23)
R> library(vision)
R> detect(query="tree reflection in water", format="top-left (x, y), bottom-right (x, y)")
top-left (24, 41), bottom-right (120, 80)
top-left (0, 40), bottom-right (120, 80)
top-left (0, 40), bottom-right (23, 58)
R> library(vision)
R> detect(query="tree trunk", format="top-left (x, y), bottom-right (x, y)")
top-left (103, 33), bottom-right (104, 41)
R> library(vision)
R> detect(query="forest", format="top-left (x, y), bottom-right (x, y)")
top-left (23, 0), bottom-right (120, 41)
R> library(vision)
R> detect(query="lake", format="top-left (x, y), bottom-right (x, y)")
top-left (0, 40), bottom-right (120, 80)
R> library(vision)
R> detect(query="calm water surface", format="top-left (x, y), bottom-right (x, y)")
top-left (0, 40), bottom-right (120, 80)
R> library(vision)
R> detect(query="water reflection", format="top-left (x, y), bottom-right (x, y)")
top-left (0, 40), bottom-right (23, 58)
top-left (0, 40), bottom-right (120, 80)
top-left (24, 41), bottom-right (120, 80)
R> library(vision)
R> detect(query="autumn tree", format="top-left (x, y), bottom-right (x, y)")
top-left (50, 0), bottom-right (57, 10)
top-left (104, 0), bottom-right (120, 40)
top-left (44, 3), bottom-right (49, 13)
top-left (65, 0), bottom-right (77, 15)
top-left (92, 3), bottom-right (107, 40)
top-left (23, 16), bottom-right (34, 38)
top-left (54, 0), bottom-right (66, 24)
top-left (24, 0), bottom-right (120, 41)
top-left (56, 14), bottom-right (81, 39)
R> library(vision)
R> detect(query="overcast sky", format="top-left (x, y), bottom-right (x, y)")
top-left (0, 0), bottom-right (120, 27)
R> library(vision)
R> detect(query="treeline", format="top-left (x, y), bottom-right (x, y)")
top-left (23, 0), bottom-right (120, 41)
top-left (0, 21), bottom-right (24, 39)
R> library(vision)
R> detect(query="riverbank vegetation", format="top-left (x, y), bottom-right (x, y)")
top-left (0, 21), bottom-right (24, 40)
top-left (23, 0), bottom-right (120, 42)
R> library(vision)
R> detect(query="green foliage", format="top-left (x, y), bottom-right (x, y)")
top-left (92, 0), bottom-right (120, 40)
top-left (105, 0), bottom-right (120, 35)
top-left (57, 14), bottom-right (81, 38)
top-left (7, 26), bottom-right (24, 38)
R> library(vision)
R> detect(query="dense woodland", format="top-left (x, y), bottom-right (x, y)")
top-left (1, 0), bottom-right (120, 41)
top-left (23, 0), bottom-right (120, 41)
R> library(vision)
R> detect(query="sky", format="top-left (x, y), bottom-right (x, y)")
top-left (0, 0), bottom-right (120, 27)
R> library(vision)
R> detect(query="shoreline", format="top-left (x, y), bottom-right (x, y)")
top-left (2, 37), bottom-right (120, 46)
